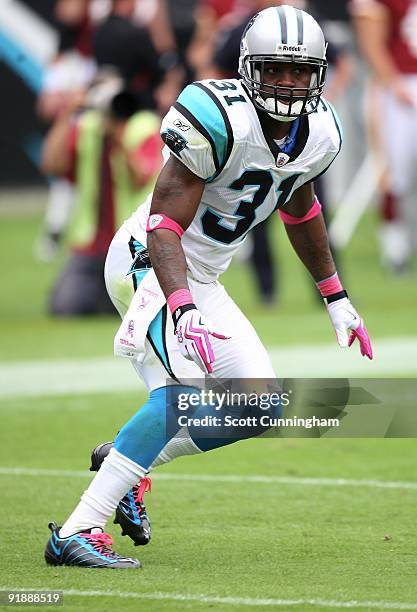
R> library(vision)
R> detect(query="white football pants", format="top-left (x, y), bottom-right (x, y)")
top-left (104, 225), bottom-right (276, 391)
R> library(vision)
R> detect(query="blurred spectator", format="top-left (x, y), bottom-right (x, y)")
top-left (36, 0), bottom-right (98, 262)
top-left (41, 70), bottom-right (162, 316)
top-left (163, 0), bottom-right (199, 82)
top-left (38, 0), bottom-right (96, 123)
top-left (351, 0), bottom-right (417, 273)
top-left (93, 0), bottom-right (184, 114)
top-left (186, 0), bottom-right (239, 77)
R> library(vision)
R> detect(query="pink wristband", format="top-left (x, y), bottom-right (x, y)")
top-left (279, 196), bottom-right (322, 225)
top-left (316, 272), bottom-right (343, 297)
top-left (146, 213), bottom-right (184, 239)
top-left (167, 289), bottom-right (194, 314)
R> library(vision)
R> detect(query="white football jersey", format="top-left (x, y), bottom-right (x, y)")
top-left (124, 78), bottom-right (342, 282)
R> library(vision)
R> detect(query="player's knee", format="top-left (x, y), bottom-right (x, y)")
top-left (114, 385), bottom-right (200, 468)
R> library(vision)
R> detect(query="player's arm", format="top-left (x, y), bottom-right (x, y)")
top-left (147, 155), bottom-right (229, 373)
top-left (147, 82), bottom-right (233, 373)
top-left (41, 90), bottom-right (85, 176)
top-left (147, 154), bottom-right (205, 296)
top-left (281, 182), bottom-right (336, 282)
top-left (281, 183), bottom-right (373, 359)
top-left (42, 111), bottom-right (74, 176)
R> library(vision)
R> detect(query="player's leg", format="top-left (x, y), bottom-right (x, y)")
top-left (251, 220), bottom-right (276, 304)
top-left (108, 257), bottom-right (278, 455)
top-left (46, 373), bottom-right (202, 564)
top-left (93, 273), bottom-right (276, 528)
top-left (113, 276), bottom-right (277, 470)
top-left (62, 230), bottom-right (276, 555)
top-left (97, 278), bottom-right (278, 542)
top-left (192, 276), bottom-right (276, 379)
top-left (379, 85), bottom-right (415, 271)
top-left (45, 228), bottom-right (202, 564)
top-left (100, 230), bottom-right (205, 544)
top-left (403, 77), bottom-right (417, 257)
top-left (34, 178), bottom-right (74, 262)
top-left (184, 277), bottom-right (278, 451)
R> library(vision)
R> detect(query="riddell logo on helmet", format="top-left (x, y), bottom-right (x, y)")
top-left (277, 45), bottom-right (307, 55)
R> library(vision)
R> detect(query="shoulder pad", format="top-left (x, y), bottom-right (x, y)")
top-left (174, 82), bottom-right (234, 175)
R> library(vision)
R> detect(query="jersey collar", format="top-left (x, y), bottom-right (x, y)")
top-left (258, 112), bottom-right (310, 165)
top-left (241, 81), bottom-right (310, 165)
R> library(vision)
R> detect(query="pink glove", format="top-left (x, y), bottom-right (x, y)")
top-left (326, 297), bottom-right (373, 360)
top-left (175, 308), bottom-right (229, 374)
top-left (348, 322), bottom-right (373, 359)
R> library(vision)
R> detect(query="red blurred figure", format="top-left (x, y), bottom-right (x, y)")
top-left (351, 0), bottom-right (417, 272)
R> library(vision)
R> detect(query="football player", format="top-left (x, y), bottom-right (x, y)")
top-left (351, 0), bottom-right (417, 272)
top-left (45, 5), bottom-right (372, 568)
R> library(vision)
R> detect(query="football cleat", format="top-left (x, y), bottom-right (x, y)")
top-left (89, 441), bottom-right (114, 472)
top-left (114, 477), bottom-right (152, 546)
top-left (90, 441), bottom-right (152, 546)
top-left (44, 522), bottom-right (140, 569)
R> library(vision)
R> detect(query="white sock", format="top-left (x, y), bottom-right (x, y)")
top-left (150, 426), bottom-right (202, 468)
top-left (59, 448), bottom-right (147, 537)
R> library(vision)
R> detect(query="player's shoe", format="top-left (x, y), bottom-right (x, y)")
top-left (114, 477), bottom-right (152, 546)
top-left (44, 522), bottom-right (140, 569)
top-left (90, 442), bottom-right (152, 546)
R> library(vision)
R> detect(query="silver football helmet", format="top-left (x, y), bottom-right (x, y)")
top-left (238, 5), bottom-right (328, 122)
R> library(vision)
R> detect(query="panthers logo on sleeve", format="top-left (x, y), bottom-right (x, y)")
top-left (161, 128), bottom-right (188, 156)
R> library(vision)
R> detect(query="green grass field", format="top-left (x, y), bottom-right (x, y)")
top-left (1, 191), bottom-right (417, 611)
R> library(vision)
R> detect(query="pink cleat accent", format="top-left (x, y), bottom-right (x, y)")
top-left (135, 477), bottom-right (152, 503)
top-left (81, 531), bottom-right (114, 555)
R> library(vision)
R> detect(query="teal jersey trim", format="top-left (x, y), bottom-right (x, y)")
top-left (148, 309), bottom-right (169, 372)
top-left (177, 84), bottom-right (230, 170)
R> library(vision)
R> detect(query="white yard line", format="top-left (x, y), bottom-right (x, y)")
top-left (0, 337), bottom-right (416, 399)
top-left (2, 588), bottom-right (417, 610)
top-left (1, 466), bottom-right (417, 491)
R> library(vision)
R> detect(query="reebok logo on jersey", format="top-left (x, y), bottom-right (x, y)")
top-left (174, 118), bottom-right (191, 132)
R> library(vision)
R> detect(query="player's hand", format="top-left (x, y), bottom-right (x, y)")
top-left (326, 297), bottom-right (373, 360)
top-left (174, 307), bottom-right (229, 374)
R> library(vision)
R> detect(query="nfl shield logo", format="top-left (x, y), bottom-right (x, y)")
top-left (276, 153), bottom-right (290, 167)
